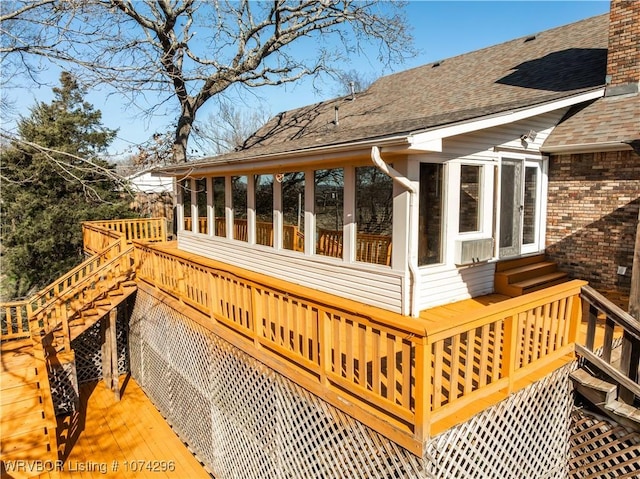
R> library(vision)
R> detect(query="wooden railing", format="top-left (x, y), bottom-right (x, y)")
top-left (0, 238), bottom-right (135, 347)
top-left (1, 218), bottom-right (160, 344)
top-left (134, 241), bottom-right (584, 453)
top-left (83, 217), bottom-right (167, 255)
top-left (317, 229), bottom-right (392, 265)
top-left (577, 285), bottom-right (640, 404)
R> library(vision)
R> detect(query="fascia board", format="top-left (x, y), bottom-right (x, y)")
top-left (407, 89), bottom-right (606, 145)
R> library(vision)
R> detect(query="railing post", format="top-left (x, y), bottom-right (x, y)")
top-left (583, 298), bottom-right (597, 352)
top-left (567, 293), bottom-right (583, 347)
top-left (619, 331), bottom-right (640, 404)
top-left (501, 314), bottom-right (519, 394)
top-left (413, 337), bottom-right (431, 442)
top-left (319, 309), bottom-right (332, 388)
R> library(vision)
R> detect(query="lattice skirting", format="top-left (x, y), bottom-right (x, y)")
top-left (129, 288), bottom-right (576, 479)
top-left (49, 359), bottom-right (79, 416)
top-left (70, 302), bottom-right (131, 384)
top-left (50, 299), bottom-right (132, 414)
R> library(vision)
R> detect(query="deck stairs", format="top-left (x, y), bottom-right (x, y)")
top-left (571, 366), bottom-right (640, 431)
top-left (495, 254), bottom-right (568, 297)
top-left (1, 243), bottom-right (139, 472)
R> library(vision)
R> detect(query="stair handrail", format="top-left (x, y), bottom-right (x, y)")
top-left (28, 244), bottom-right (135, 349)
top-left (27, 239), bottom-right (125, 319)
top-left (577, 285), bottom-right (640, 403)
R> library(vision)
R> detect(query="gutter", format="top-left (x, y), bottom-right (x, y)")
top-left (153, 135), bottom-right (413, 177)
top-left (542, 140), bottom-right (637, 154)
top-left (371, 146), bottom-right (420, 317)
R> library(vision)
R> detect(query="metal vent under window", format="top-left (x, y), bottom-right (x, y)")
top-left (454, 238), bottom-right (494, 265)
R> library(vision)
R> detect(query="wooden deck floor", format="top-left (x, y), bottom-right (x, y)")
top-left (54, 377), bottom-right (212, 479)
top-left (1, 340), bottom-right (212, 479)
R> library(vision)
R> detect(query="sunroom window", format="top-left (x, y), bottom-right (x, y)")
top-left (315, 168), bottom-right (344, 258)
top-left (232, 175), bottom-right (248, 241)
top-left (459, 165), bottom-right (482, 233)
top-left (355, 166), bottom-right (393, 266)
top-left (213, 177), bottom-right (226, 237)
top-left (282, 172), bottom-right (305, 252)
top-left (195, 178), bottom-right (207, 234)
top-left (181, 179), bottom-right (192, 231)
top-left (255, 174), bottom-right (274, 247)
top-left (418, 163), bottom-right (444, 265)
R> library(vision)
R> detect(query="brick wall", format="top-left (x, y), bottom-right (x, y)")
top-left (607, 0), bottom-right (640, 87)
top-left (545, 150), bottom-right (640, 293)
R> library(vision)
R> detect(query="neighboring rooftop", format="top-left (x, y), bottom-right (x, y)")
top-left (171, 13), bottom-right (609, 169)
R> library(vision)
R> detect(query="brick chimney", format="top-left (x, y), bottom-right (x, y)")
top-left (605, 0), bottom-right (640, 96)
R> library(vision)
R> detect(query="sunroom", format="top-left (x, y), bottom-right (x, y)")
top-left (161, 114), bottom-right (555, 318)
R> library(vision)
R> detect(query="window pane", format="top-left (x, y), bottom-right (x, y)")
top-left (232, 175), bottom-right (248, 241)
top-left (213, 177), bottom-right (226, 237)
top-left (499, 164), bottom-right (518, 249)
top-left (419, 163), bottom-right (444, 265)
top-left (459, 165), bottom-right (481, 233)
top-left (255, 174), bottom-right (274, 246)
top-left (355, 166), bottom-right (393, 266)
top-left (522, 166), bottom-right (537, 244)
top-left (282, 172), bottom-right (305, 252)
top-left (195, 178), bottom-right (208, 234)
top-left (181, 179), bottom-right (192, 231)
top-left (315, 168), bottom-right (344, 258)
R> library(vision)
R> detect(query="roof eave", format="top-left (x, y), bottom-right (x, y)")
top-left (153, 134), bottom-right (414, 177)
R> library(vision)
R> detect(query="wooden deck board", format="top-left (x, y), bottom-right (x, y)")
top-left (57, 378), bottom-right (211, 479)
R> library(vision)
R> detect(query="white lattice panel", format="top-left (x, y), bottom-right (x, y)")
top-left (129, 289), bottom-right (577, 479)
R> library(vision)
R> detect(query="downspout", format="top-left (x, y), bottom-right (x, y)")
top-left (371, 146), bottom-right (419, 317)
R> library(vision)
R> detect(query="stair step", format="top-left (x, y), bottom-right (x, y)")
top-left (0, 430), bottom-right (51, 456)
top-left (496, 261), bottom-right (559, 284)
top-left (495, 254), bottom-right (546, 272)
top-left (605, 400), bottom-right (640, 425)
top-left (571, 368), bottom-right (617, 401)
top-left (512, 271), bottom-right (568, 291)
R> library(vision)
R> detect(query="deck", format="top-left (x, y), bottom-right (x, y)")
top-left (1, 339), bottom-right (210, 479)
top-left (2, 218), bottom-right (636, 469)
top-left (54, 378), bottom-right (211, 479)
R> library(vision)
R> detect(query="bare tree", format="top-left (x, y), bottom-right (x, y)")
top-left (1, 1), bottom-right (413, 163)
top-left (195, 100), bottom-right (270, 155)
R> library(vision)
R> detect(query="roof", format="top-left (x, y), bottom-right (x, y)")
top-left (160, 14), bottom-right (610, 173)
top-left (543, 94), bottom-right (640, 152)
top-left (127, 170), bottom-right (174, 193)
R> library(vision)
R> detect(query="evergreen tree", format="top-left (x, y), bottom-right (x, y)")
top-left (1, 72), bottom-right (134, 298)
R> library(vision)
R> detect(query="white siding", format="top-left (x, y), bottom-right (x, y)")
top-left (411, 110), bottom-right (566, 311)
top-left (417, 262), bottom-right (496, 310)
top-left (178, 233), bottom-right (406, 313)
top-left (437, 110), bottom-right (567, 161)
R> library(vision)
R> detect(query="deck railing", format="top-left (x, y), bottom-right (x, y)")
top-left (0, 239), bottom-right (134, 348)
top-left (577, 285), bottom-right (640, 404)
top-left (83, 217), bottom-right (167, 255)
top-left (1, 217), bottom-right (161, 344)
top-left (134, 241), bottom-right (584, 453)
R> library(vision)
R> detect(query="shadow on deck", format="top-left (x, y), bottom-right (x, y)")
top-left (54, 376), bottom-right (211, 478)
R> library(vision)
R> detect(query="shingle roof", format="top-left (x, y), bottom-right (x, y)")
top-left (543, 94), bottom-right (640, 150)
top-left (184, 14), bottom-right (609, 167)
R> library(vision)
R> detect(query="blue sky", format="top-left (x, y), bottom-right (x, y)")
top-left (3, 1), bottom-right (610, 160)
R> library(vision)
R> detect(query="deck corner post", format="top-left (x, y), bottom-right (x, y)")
top-left (567, 292), bottom-right (583, 349)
